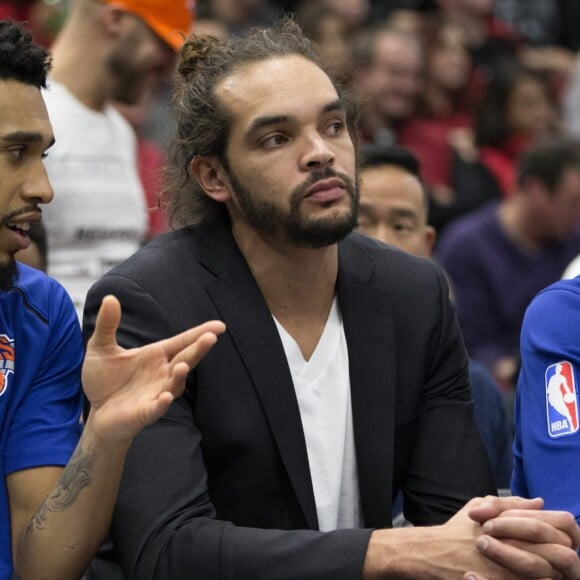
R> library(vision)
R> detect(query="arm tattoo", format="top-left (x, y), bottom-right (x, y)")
top-left (26, 445), bottom-right (95, 534)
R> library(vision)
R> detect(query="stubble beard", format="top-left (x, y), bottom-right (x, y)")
top-left (106, 32), bottom-right (148, 106)
top-left (227, 166), bottom-right (360, 249)
top-left (0, 258), bottom-right (18, 291)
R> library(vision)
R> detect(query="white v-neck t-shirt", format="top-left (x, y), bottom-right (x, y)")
top-left (273, 299), bottom-right (362, 531)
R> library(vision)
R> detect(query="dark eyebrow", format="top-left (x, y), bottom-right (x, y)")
top-left (1, 131), bottom-right (55, 148)
top-left (247, 115), bottom-right (291, 137)
top-left (246, 99), bottom-right (347, 138)
top-left (390, 208), bottom-right (419, 220)
top-left (3, 131), bottom-right (42, 142)
top-left (358, 201), bottom-right (420, 221)
top-left (322, 99), bottom-right (346, 116)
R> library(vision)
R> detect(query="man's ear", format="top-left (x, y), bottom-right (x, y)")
top-left (424, 224), bottom-right (436, 256)
top-left (100, 3), bottom-right (125, 37)
top-left (190, 156), bottom-right (232, 202)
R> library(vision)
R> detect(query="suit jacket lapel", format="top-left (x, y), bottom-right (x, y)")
top-left (338, 237), bottom-right (397, 528)
top-left (197, 222), bottom-right (319, 530)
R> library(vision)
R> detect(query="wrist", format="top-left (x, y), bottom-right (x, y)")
top-left (363, 528), bottom-right (440, 579)
top-left (82, 411), bottom-right (134, 454)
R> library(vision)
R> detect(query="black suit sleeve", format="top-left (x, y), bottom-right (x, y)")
top-left (83, 275), bottom-right (372, 580)
top-left (400, 265), bottom-right (497, 525)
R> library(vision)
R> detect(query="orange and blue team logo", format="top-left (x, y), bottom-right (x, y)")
top-left (0, 334), bottom-right (14, 397)
top-left (546, 361), bottom-right (579, 438)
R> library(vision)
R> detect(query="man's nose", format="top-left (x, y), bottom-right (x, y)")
top-left (375, 223), bottom-right (394, 246)
top-left (301, 133), bottom-right (335, 170)
top-left (23, 160), bottom-right (54, 205)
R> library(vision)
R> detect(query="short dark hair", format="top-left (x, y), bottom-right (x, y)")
top-left (359, 143), bottom-right (429, 211)
top-left (162, 16), bottom-right (359, 228)
top-left (351, 23), bottom-right (421, 70)
top-left (0, 20), bottom-right (51, 89)
top-left (517, 138), bottom-right (580, 193)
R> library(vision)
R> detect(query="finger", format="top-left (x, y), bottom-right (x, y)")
top-left (475, 534), bottom-right (562, 578)
top-left (168, 327), bottom-right (223, 370)
top-left (161, 320), bottom-right (226, 360)
top-left (505, 541), bottom-right (580, 580)
top-left (464, 573), bottom-right (487, 580)
top-left (482, 515), bottom-right (573, 549)
top-left (520, 510), bottom-right (580, 548)
top-left (138, 391), bottom-right (176, 426)
top-left (132, 366), bottom-right (191, 428)
top-left (448, 496), bottom-right (493, 525)
top-left (160, 335), bottom-right (218, 399)
top-left (468, 496), bottom-right (544, 524)
top-left (485, 511), bottom-right (580, 550)
top-left (87, 295), bottom-right (122, 350)
top-left (160, 361), bottom-right (192, 399)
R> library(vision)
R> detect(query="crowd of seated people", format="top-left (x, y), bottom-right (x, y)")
top-left (4, 1), bottom-right (580, 576)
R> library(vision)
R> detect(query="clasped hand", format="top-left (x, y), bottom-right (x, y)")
top-left (463, 496), bottom-right (580, 579)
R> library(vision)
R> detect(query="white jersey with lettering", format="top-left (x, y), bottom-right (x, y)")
top-left (42, 80), bottom-right (147, 319)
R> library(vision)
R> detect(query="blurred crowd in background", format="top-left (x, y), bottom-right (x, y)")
top-left (5, 0), bottom-right (580, 425)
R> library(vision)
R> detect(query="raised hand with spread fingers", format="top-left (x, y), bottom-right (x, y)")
top-left (9, 295), bottom-right (225, 580)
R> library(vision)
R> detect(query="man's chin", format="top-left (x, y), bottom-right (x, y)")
top-left (0, 258), bottom-right (19, 290)
top-left (288, 216), bottom-right (356, 249)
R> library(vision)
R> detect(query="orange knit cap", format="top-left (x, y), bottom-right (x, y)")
top-left (101, 0), bottom-right (195, 51)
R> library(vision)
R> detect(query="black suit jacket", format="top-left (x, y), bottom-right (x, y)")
top-left (83, 220), bottom-right (495, 580)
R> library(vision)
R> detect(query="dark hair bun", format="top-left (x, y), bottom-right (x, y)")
top-left (178, 35), bottom-right (220, 81)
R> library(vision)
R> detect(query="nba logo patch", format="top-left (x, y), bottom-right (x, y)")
top-left (546, 361), bottom-right (579, 438)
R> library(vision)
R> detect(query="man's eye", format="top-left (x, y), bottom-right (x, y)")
top-left (262, 134), bottom-right (287, 149)
top-left (8, 147), bottom-right (25, 159)
top-left (394, 223), bottom-right (414, 233)
top-left (328, 121), bottom-right (344, 135)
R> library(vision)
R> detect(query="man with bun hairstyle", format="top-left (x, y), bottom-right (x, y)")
top-left (41, 0), bottom-right (194, 319)
top-left (0, 18), bottom-right (224, 580)
top-left (85, 17), bottom-right (580, 580)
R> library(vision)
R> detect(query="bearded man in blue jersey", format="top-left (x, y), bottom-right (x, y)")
top-left (0, 20), bottom-right (224, 579)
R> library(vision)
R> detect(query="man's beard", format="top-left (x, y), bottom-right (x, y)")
top-left (0, 258), bottom-right (18, 291)
top-left (227, 166), bottom-right (360, 248)
top-left (106, 32), bottom-right (148, 105)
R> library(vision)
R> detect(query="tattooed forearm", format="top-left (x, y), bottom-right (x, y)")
top-left (26, 446), bottom-right (95, 534)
